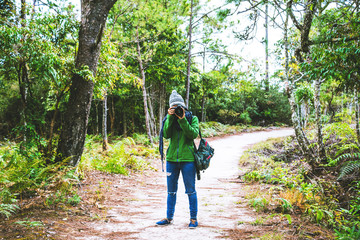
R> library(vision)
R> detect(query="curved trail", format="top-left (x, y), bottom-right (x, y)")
top-left (77, 128), bottom-right (294, 240)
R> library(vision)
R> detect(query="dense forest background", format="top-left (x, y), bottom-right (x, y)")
top-left (0, 0), bottom-right (293, 145)
top-left (1, 0), bottom-right (360, 238)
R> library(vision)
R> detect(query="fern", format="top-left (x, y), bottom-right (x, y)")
top-left (338, 160), bottom-right (360, 181)
top-left (328, 153), bottom-right (360, 167)
top-left (0, 202), bottom-right (19, 219)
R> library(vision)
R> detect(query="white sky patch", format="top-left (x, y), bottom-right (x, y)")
top-left (191, 0), bottom-right (285, 78)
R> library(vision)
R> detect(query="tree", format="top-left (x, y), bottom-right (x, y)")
top-left (0, 1), bottom-right (78, 155)
top-left (56, 0), bottom-right (117, 166)
top-left (110, 0), bottom-right (185, 142)
top-left (278, 0), bottom-right (360, 168)
top-left (185, 0), bottom-right (195, 108)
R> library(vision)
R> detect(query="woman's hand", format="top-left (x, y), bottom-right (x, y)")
top-left (168, 107), bottom-right (175, 115)
top-left (168, 106), bottom-right (185, 119)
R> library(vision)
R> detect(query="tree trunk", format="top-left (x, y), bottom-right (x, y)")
top-left (284, 5), bottom-right (314, 167)
top-left (185, 0), bottom-right (194, 108)
top-left (201, 46), bottom-right (206, 122)
top-left (102, 92), bottom-right (109, 151)
top-left (56, 0), bottom-right (116, 166)
top-left (264, 0), bottom-right (269, 91)
top-left (131, 109), bottom-right (135, 133)
top-left (314, 78), bottom-right (326, 160)
top-left (355, 88), bottom-right (360, 143)
top-left (158, 84), bottom-right (166, 132)
top-left (109, 95), bottom-right (115, 134)
top-left (147, 90), bottom-right (157, 137)
top-left (48, 92), bottom-right (63, 155)
top-left (136, 28), bottom-right (153, 144)
top-left (123, 111), bottom-right (127, 137)
top-left (95, 100), bottom-right (99, 135)
top-left (19, 0), bottom-right (28, 143)
top-left (18, 62), bottom-right (28, 143)
top-left (201, 93), bottom-right (206, 122)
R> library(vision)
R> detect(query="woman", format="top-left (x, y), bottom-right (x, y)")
top-left (156, 90), bottom-right (199, 228)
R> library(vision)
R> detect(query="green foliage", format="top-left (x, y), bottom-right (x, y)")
top-left (75, 66), bottom-right (95, 82)
top-left (248, 197), bottom-right (270, 212)
top-left (240, 111), bottom-right (252, 124)
top-left (205, 70), bottom-right (291, 126)
top-left (323, 118), bottom-right (359, 158)
top-left (335, 226), bottom-right (360, 240)
top-left (198, 121), bottom-right (257, 138)
top-left (294, 82), bottom-right (314, 104)
top-left (15, 220), bottom-right (44, 228)
top-left (0, 1), bottom-right (77, 148)
top-left (241, 136), bottom-right (342, 230)
top-left (338, 160), bottom-right (360, 181)
top-left (276, 198), bottom-right (293, 213)
top-left (335, 181), bottom-right (360, 239)
top-left (328, 153), bottom-right (360, 167)
top-left (0, 136), bottom-right (82, 218)
top-left (0, 202), bottom-right (19, 219)
top-left (45, 189), bottom-right (81, 207)
top-left (79, 134), bottom-right (156, 175)
top-left (243, 170), bottom-right (264, 183)
top-left (259, 232), bottom-right (284, 240)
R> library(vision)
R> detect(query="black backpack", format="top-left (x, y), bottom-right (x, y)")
top-left (193, 129), bottom-right (214, 180)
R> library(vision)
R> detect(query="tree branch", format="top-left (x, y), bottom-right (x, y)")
top-left (287, 0), bottom-right (302, 31)
top-left (309, 35), bottom-right (360, 46)
top-left (192, 2), bottom-right (230, 27)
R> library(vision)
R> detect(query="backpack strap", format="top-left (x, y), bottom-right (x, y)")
top-left (159, 115), bottom-right (168, 172)
top-left (194, 127), bottom-right (202, 180)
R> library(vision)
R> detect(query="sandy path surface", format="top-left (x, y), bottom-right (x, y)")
top-left (76, 128), bottom-right (294, 240)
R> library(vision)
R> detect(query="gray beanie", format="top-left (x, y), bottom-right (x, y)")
top-left (169, 90), bottom-right (186, 108)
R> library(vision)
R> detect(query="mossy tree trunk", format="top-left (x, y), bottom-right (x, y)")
top-left (56, 0), bottom-right (117, 166)
top-left (314, 78), bottom-right (326, 161)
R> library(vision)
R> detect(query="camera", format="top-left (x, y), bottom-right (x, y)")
top-left (172, 106), bottom-right (184, 117)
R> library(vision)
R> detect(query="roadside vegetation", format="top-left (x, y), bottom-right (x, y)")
top-left (240, 113), bottom-right (360, 239)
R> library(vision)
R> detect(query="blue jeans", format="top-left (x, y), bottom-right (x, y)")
top-left (166, 161), bottom-right (198, 220)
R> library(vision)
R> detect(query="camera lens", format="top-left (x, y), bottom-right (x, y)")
top-left (175, 106), bottom-right (183, 116)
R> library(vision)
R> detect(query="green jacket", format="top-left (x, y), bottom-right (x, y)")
top-left (163, 113), bottom-right (199, 162)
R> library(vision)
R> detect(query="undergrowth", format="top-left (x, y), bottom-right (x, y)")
top-left (0, 132), bottom-right (159, 220)
top-left (78, 134), bottom-right (158, 175)
top-left (241, 121), bottom-right (360, 239)
top-left (0, 138), bottom-right (80, 219)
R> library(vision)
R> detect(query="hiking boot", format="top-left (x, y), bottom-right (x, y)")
top-left (188, 219), bottom-right (198, 229)
top-left (156, 218), bottom-right (172, 226)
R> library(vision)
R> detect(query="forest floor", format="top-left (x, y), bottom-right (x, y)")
top-left (0, 128), bottom-right (335, 240)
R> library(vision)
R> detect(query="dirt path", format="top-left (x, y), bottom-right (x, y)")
top-left (72, 128), bottom-right (295, 240)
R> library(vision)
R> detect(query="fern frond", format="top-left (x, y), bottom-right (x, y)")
top-left (328, 152), bottom-right (360, 167)
top-left (0, 203), bottom-right (19, 219)
top-left (338, 160), bottom-right (360, 181)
